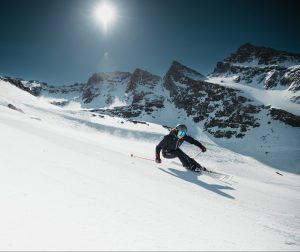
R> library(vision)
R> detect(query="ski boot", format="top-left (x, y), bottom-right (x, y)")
top-left (190, 163), bottom-right (207, 173)
top-left (194, 166), bottom-right (208, 173)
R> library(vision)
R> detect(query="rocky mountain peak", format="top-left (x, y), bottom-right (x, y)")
top-left (3, 43), bottom-right (299, 140)
top-left (211, 44), bottom-right (300, 93)
top-left (225, 43), bottom-right (300, 66)
top-left (126, 68), bottom-right (161, 93)
top-left (87, 71), bottom-right (132, 86)
top-left (131, 68), bottom-right (161, 82)
top-left (166, 60), bottom-right (206, 81)
top-left (87, 73), bottom-right (104, 85)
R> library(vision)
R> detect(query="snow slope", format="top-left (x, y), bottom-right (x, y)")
top-left (205, 76), bottom-right (300, 174)
top-left (1, 80), bottom-right (300, 250)
top-left (208, 76), bottom-right (300, 116)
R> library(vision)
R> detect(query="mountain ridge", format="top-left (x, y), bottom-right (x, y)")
top-left (1, 44), bottom-right (300, 140)
top-left (210, 43), bottom-right (300, 92)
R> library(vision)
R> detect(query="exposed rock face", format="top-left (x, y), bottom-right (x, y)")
top-left (165, 61), bottom-right (206, 83)
top-left (125, 69), bottom-right (164, 116)
top-left (3, 43), bottom-right (299, 139)
top-left (225, 43), bottom-right (300, 65)
top-left (46, 83), bottom-right (85, 94)
top-left (78, 69), bottom-right (165, 117)
top-left (82, 72), bottom-right (131, 105)
top-left (283, 66), bottom-right (300, 91)
top-left (270, 108), bottom-right (300, 127)
top-left (0, 76), bottom-right (35, 95)
top-left (211, 43), bottom-right (300, 92)
top-left (164, 61), bottom-right (262, 138)
top-left (126, 68), bottom-right (161, 93)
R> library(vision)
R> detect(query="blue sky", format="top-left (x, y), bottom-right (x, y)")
top-left (0, 0), bottom-right (299, 85)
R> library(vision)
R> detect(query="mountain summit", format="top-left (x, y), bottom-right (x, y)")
top-left (225, 43), bottom-right (300, 66)
top-left (211, 43), bottom-right (300, 92)
top-left (166, 60), bottom-right (206, 82)
top-left (1, 44), bottom-right (299, 144)
top-left (1, 44), bottom-right (300, 174)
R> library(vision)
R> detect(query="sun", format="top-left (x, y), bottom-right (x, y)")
top-left (93, 2), bottom-right (117, 31)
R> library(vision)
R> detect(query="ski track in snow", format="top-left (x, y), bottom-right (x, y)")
top-left (1, 80), bottom-right (300, 250)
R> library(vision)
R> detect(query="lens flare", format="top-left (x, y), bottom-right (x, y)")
top-left (94, 2), bottom-right (117, 31)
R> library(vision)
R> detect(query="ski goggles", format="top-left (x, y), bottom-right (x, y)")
top-left (177, 130), bottom-right (186, 137)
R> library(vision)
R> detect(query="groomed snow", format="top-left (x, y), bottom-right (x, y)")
top-left (1, 80), bottom-right (300, 250)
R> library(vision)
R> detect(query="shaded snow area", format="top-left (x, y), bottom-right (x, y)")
top-left (1, 81), bottom-right (300, 250)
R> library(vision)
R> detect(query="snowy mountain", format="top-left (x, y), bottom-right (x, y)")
top-left (164, 61), bottom-right (263, 139)
top-left (0, 76), bottom-right (85, 107)
top-left (1, 75), bottom-right (300, 250)
top-left (210, 43), bottom-right (300, 93)
top-left (1, 44), bottom-right (300, 172)
top-left (83, 68), bottom-right (166, 119)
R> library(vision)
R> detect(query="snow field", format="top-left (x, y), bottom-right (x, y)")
top-left (0, 80), bottom-right (300, 250)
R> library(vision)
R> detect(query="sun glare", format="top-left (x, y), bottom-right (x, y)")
top-left (94, 2), bottom-right (117, 31)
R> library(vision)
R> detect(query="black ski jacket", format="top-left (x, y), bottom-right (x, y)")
top-left (156, 130), bottom-right (204, 155)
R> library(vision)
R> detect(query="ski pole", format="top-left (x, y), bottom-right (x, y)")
top-left (192, 151), bottom-right (202, 160)
top-left (130, 154), bottom-right (155, 162)
top-left (131, 152), bottom-right (201, 162)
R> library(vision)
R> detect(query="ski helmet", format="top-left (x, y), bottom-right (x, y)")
top-left (175, 124), bottom-right (187, 133)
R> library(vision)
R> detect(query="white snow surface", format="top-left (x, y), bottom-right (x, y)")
top-left (1, 80), bottom-right (300, 250)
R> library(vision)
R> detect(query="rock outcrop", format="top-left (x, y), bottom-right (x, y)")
top-left (3, 43), bottom-right (299, 139)
top-left (211, 43), bottom-right (300, 92)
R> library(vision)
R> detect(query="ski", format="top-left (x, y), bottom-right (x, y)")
top-left (202, 170), bottom-right (232, 181)
top-left (170, 161), bottom-right (232, 182)
top-left (130, 154), bottom-right (233, 182)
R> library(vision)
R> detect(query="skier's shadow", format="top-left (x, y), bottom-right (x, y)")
top-left (158, 167), bottom-right (235, 200)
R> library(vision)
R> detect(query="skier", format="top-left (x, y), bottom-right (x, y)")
top-left (155, 124), bottom-right (207, 172)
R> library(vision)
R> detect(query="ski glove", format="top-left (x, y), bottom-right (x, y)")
top-left (155, 153), bottom-right (162, 163)
top-left (200, 145), bottom-right (206, 152)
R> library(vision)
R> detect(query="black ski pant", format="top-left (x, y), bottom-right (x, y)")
top-left (162, 149), bottom-right (201, 169)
